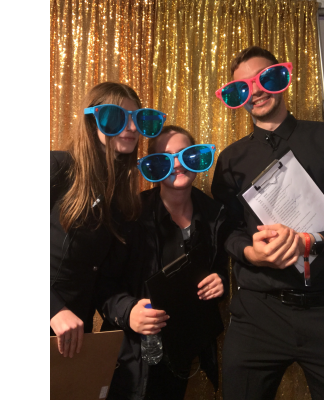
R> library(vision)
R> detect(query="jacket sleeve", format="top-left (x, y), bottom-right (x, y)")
top-left (50, 151), bottom-right (70, 318)
top-left (50, 287), bottom-right (66, 319)
top-left (50, 151), bottom-right (70, 211)
top-left (211, 215), bottom-right (230, 296)
top-left (211, 151), bottom-right (254, 267)
top-left (95, 223), bottom-right (140, 332)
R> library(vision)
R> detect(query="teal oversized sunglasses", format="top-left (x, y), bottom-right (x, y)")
top-left (137, 144), bottom-right (216, 182)
top-left (84, 104), bottom-right (167, 138)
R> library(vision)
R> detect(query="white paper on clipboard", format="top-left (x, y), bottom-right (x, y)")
top-left (242, 150), bottom-right (324, 273)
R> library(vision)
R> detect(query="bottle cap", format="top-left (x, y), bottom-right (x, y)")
top-left (145, 303), bottom-right (152, 309)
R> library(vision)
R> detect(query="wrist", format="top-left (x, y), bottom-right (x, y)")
top-left (298, 232), bottom-right (315, 254)
top-left (244, 246), bottom-right (261, 266)
top-left (309, 232), bottom-right (324, 255)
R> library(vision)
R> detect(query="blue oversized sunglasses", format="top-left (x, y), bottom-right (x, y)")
top-left (137, 144), bottom-right (216, 182)
top-left (84, 104), bottom-right (167, 138)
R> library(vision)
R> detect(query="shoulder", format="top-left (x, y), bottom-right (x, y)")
top-left (50, 151), bottom-right (72, 172)
top-left (50, 151), bottom-right (73, 206)
top-left (295, 119), bottom-right (324, 135)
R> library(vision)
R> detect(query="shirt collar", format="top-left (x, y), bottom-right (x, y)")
top-left (253, 112), bottom-right (297, 141)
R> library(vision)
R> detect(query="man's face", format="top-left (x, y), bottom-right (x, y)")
top-left (233, 57), bottom-right (285, 122)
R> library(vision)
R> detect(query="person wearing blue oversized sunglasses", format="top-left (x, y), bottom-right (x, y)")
top-left (51, 82), bottom-right (166, 360)
top-left (98, 125), bottom-right (229, 399)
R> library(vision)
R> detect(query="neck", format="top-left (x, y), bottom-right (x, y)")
top-left (253, 101), bottom-right (288, 132)
top-left (159, 185), bottom-right (193, 228)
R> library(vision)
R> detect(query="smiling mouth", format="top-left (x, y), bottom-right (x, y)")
top-left (119, 136), bottom-right (136, 141)
top-left (253, 96), bottom-right (270, 106)
top-left (171, 170), bottom-right (187, 176)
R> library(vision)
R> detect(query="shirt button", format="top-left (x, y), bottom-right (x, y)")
top-left (93, 266), bottom-right (98, 271)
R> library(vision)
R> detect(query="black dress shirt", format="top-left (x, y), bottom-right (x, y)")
top-left (211, 113), bottom-right (324, 292)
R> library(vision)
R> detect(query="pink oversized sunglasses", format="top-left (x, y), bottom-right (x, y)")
top-left (215, 62), bottom-right (293, 109)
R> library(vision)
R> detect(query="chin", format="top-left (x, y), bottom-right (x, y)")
top-left (115, 144), bottom-right (137, 155)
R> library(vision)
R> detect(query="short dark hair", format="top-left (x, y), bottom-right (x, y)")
top-left (148, 125), bottom-right (195, 155)
top-left (231, 46), bottom-right (279, 77)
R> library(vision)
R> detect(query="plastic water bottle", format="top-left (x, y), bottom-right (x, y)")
top-left (141, 304), bottom-right (163, 365)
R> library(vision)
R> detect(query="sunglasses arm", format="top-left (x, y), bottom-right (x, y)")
top-left (84, 107), bottom-right (95, 115)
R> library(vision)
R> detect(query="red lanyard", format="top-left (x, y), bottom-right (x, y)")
top-left (302, 233), bottom-right (311, 281)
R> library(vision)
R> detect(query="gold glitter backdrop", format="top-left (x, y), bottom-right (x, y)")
top-left (50, 0), bottom-right (155, 190)
top-left (50, 0), bottom-right (323, 400)
top-left (153, 0), bottom-right (323, 195)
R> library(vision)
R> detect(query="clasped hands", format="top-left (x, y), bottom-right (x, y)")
top-left (130, 275), bottom-right (224, 335)
top-left (244, 223), bottom-right (313, 269)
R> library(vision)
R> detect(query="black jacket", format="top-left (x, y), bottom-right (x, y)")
top-left (50, 151), bottom-right (115, 333)
top-left (97, 186), bottom-right (229, 399)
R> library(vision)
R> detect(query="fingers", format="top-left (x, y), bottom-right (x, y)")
top-left (257, 223), bottom-right (287, 231)
top-left (197, 274), bottom-right (224, 299)
top-left (197, 274), bottom-right (214, 289)
top-left (254, 227), bottom-right (293, 255)
top-left (199, 284), bottom-right (224, 299)
top-left (129, 299), bottom-right (170, 334)
top-left (253, 229), bottom-right (278, 243)
top-left (57, 334), bottom-right (64, 355)
top-left (63, 333), bottom-right (72, 358)
top-left (262, 229), bottom-right (296, 264)
top-left (76, 323), bottom-right (84, 354)
top-left (50, 308), bottom-right (84, 358)
top-left (274, 233), bottom-right (300, 268)
top-left (201, 287), bottom-right (224, 300)
top-left (67, 320), bottom-right (84, 358)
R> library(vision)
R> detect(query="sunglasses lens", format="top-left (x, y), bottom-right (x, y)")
top-left (136, 110), bottom-right (163, 137)
top-left (260, 65), bottom-right (290, 92)
top-left (141, 154), bottom-right (171, 181)
top-left (182, 146), bottom-right (213, 171)
top-left (98, 106), bottom-right (125, 135)
top-left (221, 81), bottom-right (249, 108)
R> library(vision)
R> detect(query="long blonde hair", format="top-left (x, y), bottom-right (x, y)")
top-left (60, 82), bottom-right (141, 241)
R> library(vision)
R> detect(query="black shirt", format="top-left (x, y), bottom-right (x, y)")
top-left (211, 113), bottom-right (324, 292)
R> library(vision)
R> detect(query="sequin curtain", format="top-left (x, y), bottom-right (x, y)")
top-left (50, 0), bottom-right (155, 191)
top-left (153, 0), bottom-right (321, 400)
top-left (51, 0), bottom-right (322, 400)
top-left (153, 0), bottom-right (323, 196)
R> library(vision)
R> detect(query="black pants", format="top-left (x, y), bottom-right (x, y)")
top-left (222, 289), bottom-right (324, 400)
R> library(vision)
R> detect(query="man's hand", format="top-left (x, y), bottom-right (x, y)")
top-left (129, 299), bottom-right (169, 335)
top-left (50, 307), bottom-right (84, 358)
top-left (244, 224), bottom-right (300, 269)
top-left (197, 273), bottom-right (224, 300)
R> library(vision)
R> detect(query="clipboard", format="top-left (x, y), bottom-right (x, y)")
top-left (237, 154), bottom-right (287, 218)
top-left (50, 330), bottom-right (123, 400)
top-left (145, 243), bottom-right (220, 374)
top-left (237, 150), bottom-right (324, 285)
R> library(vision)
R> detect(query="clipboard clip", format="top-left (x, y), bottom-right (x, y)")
top-left (162, 253), bottom-right (190, 278)
top-left (252, 160), bottom-right (283, 191)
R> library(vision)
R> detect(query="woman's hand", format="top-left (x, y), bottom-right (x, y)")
top-left (197, 273), bottom-right (224, 300)
top-left (50, 307), bottom-right (84, 358)
top-left (129, 299), bottom-right (169, 335)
